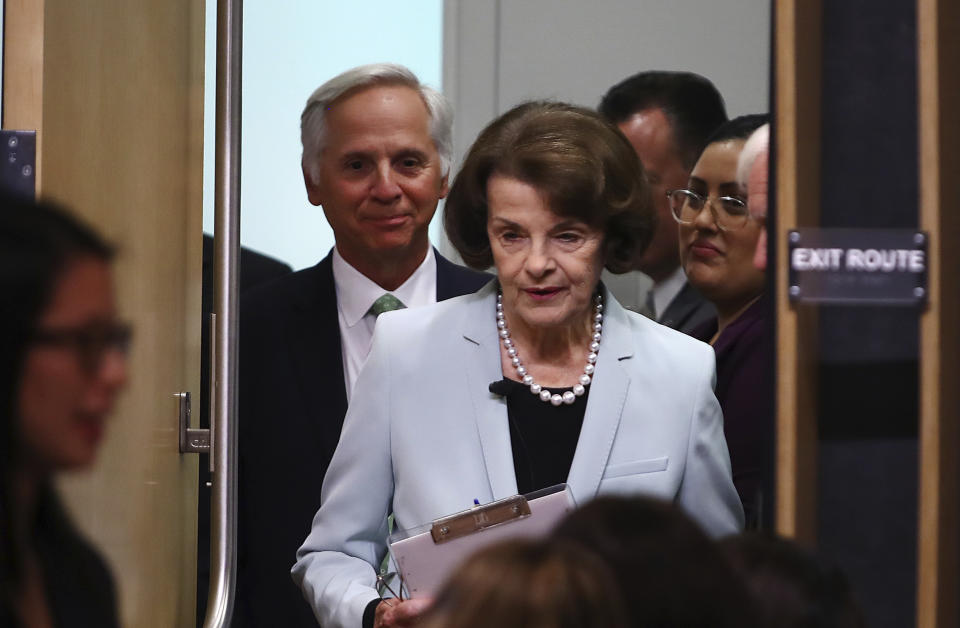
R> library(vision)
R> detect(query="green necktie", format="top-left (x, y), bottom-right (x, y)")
top-left (368, 293), bottom-right (406, 318)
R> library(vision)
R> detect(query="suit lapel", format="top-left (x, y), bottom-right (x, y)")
top-left (287, 254), bottom-right (349, 453)
top-left (660, 282), bottom-right (697, 328)
top-left (661, 281), bottom-right (715, 333)
top-left (434, 249), bottom-right (492, 300)
top-left (435, 250), bottom-right (463, 300)
top-left (566, 289), bottom-right (633, 504)
top-left (282, 250), bottom-right (483, 457)
top-left (462, 284), bottom-right (519, 500)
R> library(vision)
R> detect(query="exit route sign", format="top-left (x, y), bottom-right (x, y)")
top-left (787, 229), bottom-right (928, 306)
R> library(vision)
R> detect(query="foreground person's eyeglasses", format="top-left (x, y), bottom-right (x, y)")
top-left (31, 321), bottom-right (133, 374)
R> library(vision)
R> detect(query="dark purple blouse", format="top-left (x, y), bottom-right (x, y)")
top-left (693, 296), bottom-right (772, 529)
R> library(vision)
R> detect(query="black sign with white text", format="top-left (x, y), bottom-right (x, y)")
top-left (787, 229), bottom-right (927, 306)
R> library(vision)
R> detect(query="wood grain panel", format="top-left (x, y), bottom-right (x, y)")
top-left (2, 0), bottom-right (46, 190)
top-left (31, 1), bottom-right (205, 626)
top-left (774, 0), bottom-right (821, 544)
top-left (917, 0), bottom-right (960, 626)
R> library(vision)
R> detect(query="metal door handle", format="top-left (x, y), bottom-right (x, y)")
top-left (202, 0), bottom-right (242, 626)
top-left (177, 391), bottom-right (210, 454)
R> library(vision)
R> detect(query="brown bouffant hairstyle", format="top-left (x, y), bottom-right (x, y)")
top-left (418, 538), bottom-right (629, 628)
top-left (444, 101), bottom-right (655, 273)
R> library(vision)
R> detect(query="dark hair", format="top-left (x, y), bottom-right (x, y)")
top-left (720, 533), bottom-right (866, 628)
top-left (419, 538), bottom-right (629, 628)
top-left (0, 192), bottom-right (115, 619)
top-left (444, 101), bottom-right (654, 273)
top-left (702, 114), bottom-right (770, 149)
top-left (598, 70), bottom-right (729, 168)
top-left (551, 496), bottom-right (759, 628)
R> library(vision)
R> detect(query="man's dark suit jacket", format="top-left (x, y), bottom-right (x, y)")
top-left (235, 249), bottom-right (490, 628)
top-left (659, 280), bottom-right (717, 336)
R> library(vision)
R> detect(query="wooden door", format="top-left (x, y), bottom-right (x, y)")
top-left (776, 1), bottom-right (960, 626)
top-left (3, 1), bottom-right (205, 625)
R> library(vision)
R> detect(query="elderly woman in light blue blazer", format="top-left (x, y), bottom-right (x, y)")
top-left (293, 101), bottom-right (744, 628)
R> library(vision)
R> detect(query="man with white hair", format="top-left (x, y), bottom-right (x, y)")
top-left (737, 123), bottom-right (770, 270)
top-left (734, 122), bottom-right (772, 529)
top-left (236, 63), bottom-right (489, 628)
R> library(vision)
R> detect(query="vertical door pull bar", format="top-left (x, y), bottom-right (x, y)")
top-left (202, 0), bottom-right (242, 626)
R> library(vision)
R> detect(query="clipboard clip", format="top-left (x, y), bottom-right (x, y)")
top-left (430, 495), bottom-right (532, 544)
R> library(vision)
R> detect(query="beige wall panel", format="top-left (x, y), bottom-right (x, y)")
top-left (37, 1), bottom-right (205, 626)
top-left (917, 1), bottom-right (960, 626)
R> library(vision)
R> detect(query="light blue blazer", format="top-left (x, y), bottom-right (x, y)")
top-left (292, 281), bottom-right (743, 628)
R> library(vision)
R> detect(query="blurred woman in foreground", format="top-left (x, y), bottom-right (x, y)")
top-left (0, 195), bottom-right (128, 627)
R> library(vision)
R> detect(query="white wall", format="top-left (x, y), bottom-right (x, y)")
top-left (204, 0), bottom-right (770, 272)
top-left (444, 0), bottom-right (770, 171)
top-left (203, 0), bottom-right (443, 270)
top-left (441, 0), bottom-right (770, 304)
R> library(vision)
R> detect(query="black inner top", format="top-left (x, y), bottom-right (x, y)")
top-left (497, 378), bottom-right (590, 494)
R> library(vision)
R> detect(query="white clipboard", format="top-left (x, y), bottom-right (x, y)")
top-left (386, 484), bottom-right (576, 598)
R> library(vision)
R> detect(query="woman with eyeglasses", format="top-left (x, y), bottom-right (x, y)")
top-left (1, 194), bottom-right (128, 627)
top-left (670, 114), bottom-right (771, 528)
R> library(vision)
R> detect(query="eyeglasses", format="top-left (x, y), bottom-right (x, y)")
top-left (31, 321), bottom-right (133, 374)
top-left (377, 569), bottom-right (405, 602)
top-left (667, 189), bottom-right (751, 231)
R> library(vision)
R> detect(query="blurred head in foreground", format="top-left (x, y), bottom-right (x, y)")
top-left (420, 537), bottom-right (628, 628)
top-left (1, 193), bottom-right (127, 627)
top-left (551, 495), bottom-right (758, 628)
top-left (720, 533), bottom-right (866, 628)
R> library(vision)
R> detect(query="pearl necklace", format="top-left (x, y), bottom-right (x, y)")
top-left (496, 292), bottom-right (602, 406)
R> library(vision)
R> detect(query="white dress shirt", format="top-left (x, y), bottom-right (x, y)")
top-left (651, 265), bottom-right (688, 321)
top-left (332, 246), bottom-right (437, 400)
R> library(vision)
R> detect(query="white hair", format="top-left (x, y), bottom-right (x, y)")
top-left (737, 123), bottom-right (770, 190)
top-left (300, 63), bottom-right (453, 184)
